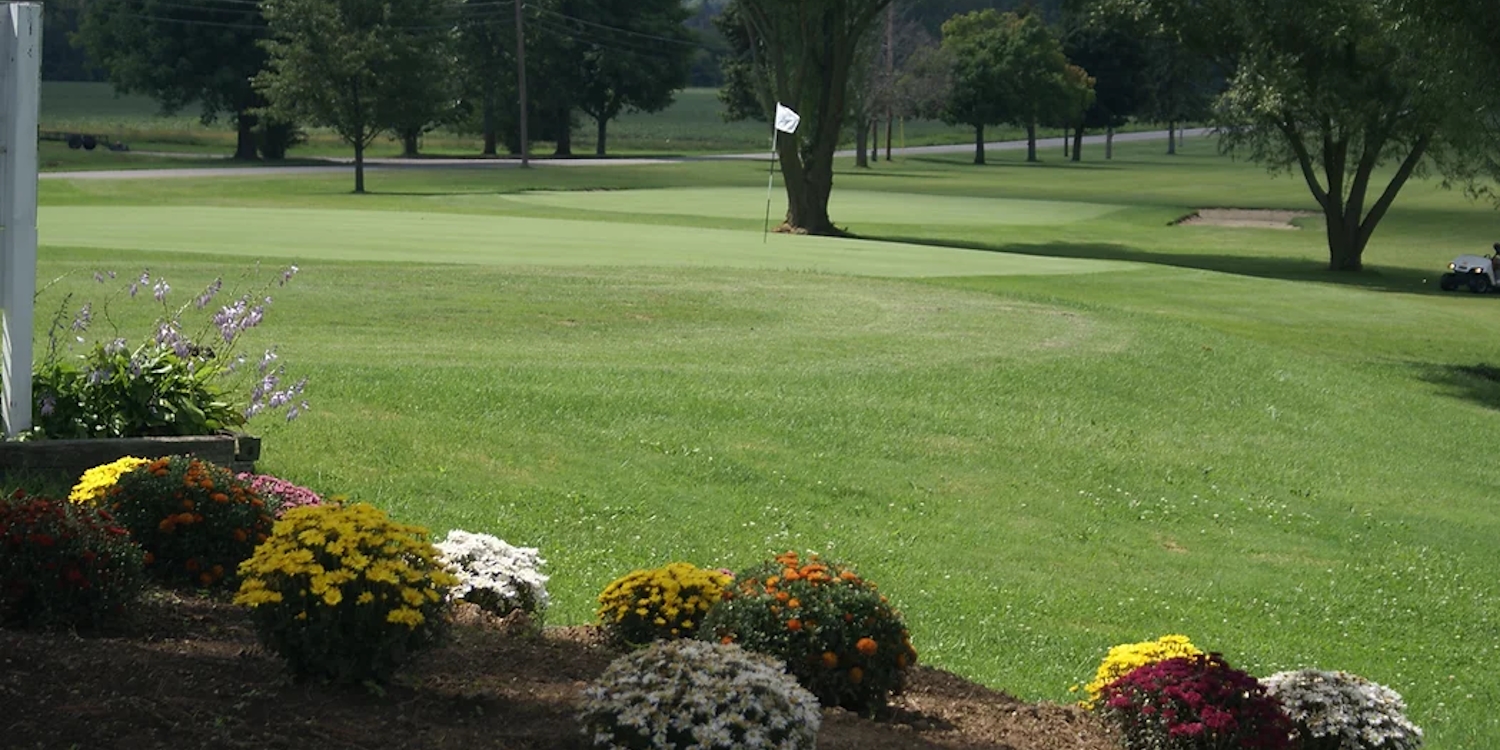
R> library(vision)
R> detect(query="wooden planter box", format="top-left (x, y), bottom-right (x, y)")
top-left (0, 433), bottom-right (260, 477)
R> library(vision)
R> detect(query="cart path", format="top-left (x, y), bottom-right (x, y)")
top-left (43, 129), bottom-right (1211, 181)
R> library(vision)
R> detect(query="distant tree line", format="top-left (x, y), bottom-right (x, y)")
top-left (70, 0), bottom-right (697, 185)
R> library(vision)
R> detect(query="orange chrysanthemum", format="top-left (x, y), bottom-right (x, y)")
top-left (857, 637), bottom-right (878, 656)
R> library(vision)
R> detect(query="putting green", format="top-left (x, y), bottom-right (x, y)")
top-left (40, 206), bottom-right (1136, 278)
top-left (500, 187), bottom-right (1126, 226)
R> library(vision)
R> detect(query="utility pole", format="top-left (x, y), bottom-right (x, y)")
top-left (876, 3), bottom-right (888, 161)
top-left (515, 0), bottom-right (529, 167)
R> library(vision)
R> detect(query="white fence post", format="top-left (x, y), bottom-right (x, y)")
top-left (0, 2), bottom-right (41, 437)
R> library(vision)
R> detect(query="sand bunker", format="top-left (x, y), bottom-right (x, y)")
top-left (1175, 208), bottom-right (1317, 229)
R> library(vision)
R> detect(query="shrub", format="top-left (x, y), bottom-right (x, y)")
top-left (1081, 634), bottom-right (1205, 708)
top-left (597, 562), bottom-right (730, 646)
top-left (1099, 653), bottom-right (1294, 750)
top-left (31, 263), bottom-right (308, 438)
top-left (236, 472), bottom-right (325, 518)
top-left (579, 639), bottom-right (822, 750)
top-left (0, 490), bottom-right (144, 627)
top-left (107, 455), bottom-right (273, 588)
top-left (435, 529), bottom-right (549, 621)
top-left (234, 503), bottom-right (457, 683)
top-left (698, 551), bottom-right (917, 716)
top-left (69, 456), bottom-right (150, 504)
top-left (1263, 669), bottom-right (1423, 750)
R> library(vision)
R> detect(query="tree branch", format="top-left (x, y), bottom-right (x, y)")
top-left (1278, 118), bottom-right (1330, 209)
top-left (1359, 132), bottom-right (1431, 246)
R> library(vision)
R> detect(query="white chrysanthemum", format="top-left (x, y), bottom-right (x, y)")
top-left (580, 640), bottom-right (821, 750)
top-left (1264, 669), bottom-right (1423, 750)
top-left (435, 529), bottom-right (549, 618)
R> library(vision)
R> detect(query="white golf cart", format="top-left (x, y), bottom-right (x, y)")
top-left (1440, 243), bottom-right (1500, 293)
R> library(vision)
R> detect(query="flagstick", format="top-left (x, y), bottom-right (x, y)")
top-left (763, 129), bottom-right (778, 243)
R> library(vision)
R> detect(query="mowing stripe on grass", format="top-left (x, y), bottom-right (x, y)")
top-left (500, 187), bottom-right (1128, 226)
top-left (40, 206), bottom-right (1137, 278)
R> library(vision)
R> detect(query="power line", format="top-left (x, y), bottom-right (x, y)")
top-left (531, 6), bottom-right (702, 49)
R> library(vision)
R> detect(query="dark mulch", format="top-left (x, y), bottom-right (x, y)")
top-left (0, 591), bottom-right (1117, 750)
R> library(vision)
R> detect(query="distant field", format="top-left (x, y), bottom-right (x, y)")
top-left (38, 81), bottom-right (1100, 159)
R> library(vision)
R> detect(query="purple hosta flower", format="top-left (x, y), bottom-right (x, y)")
top-left (129, 270), bottom-right (149, 298)
top-left (258, 347), bottom-right (278, 374)
top-left (128, 358), bottom-right (143, 378)
top-left (103, 337), bottom-right (128, 356)
top-left (227, 353), bottom-right (247, 373)
top-left (153, 278), bottom-right (171, 303)
top-left (39, 393), bottom-right (56, 416)
top-left (287, 400), bottom-right (308, 422)
top-left (195, 277), bottom-right (224, 309)
top-left (86, 367), bottom-right (111, 386)
top-left (279, 265), bottom-right (299, 286)
top-left (70, 302), bottom-right (92, 332)
top-left (92, 271), bottom-right (104, 284)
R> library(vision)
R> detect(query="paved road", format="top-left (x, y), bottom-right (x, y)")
top-left (42, 128), bottom-right (1212, 181)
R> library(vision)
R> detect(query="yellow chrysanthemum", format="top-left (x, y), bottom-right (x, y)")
top-left (1081, 634), bottom-right (1204, 708)
top-left (69, 456), bottom-right (150, 504)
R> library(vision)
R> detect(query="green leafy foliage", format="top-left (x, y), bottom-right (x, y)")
top-left (34, 341), bottom-right (242, 438)
top-left (0, 491), bottom-right (145, 628)
top-left (699, 551), bottom-right (916, 716)
top-left (234, 503), bottom-right (457, 683)
top-left (108, 456), bottom-right (274, 589)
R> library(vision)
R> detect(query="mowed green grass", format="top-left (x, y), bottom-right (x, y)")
top-left (32, 139), bottom-right (1500, 748)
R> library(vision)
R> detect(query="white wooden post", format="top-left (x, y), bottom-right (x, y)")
top-left (0, 3), bottom-right (41, 437)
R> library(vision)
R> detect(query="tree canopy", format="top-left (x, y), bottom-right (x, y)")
top-left (256, 0), bottom-right (457, 192)
top-left (1203, 0), bottom-right (1500, 270)
top-left (76, 0), bottom-right (276, 160)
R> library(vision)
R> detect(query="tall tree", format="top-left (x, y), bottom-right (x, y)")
top-left (1061, 19), bottom-right (1147, 159)
top-left (1202, 0), bottom-right (1499, 270)
top-left (257, 0), bottom-right (457, 192)
top-left (720, 0), bottom-right (895, 235)
top-left (558, 0), bottom-right (695, 157)
top-left (998, 11), bottom-right (1071, 163)
top-left (76, 0), bottom-right (278, 160)
top-left (938, 10), bottom-right (1011, 165)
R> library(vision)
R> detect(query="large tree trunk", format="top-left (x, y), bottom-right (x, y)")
top-left (400, 129), bottom-right (420, 158)
top-left (1324, 206), bottom-right (1365, 271)
top-left (1063, 129), bottom-right (1070, 158)
top-left (1026, 121), bottom-right (1037, 163)
top-left (1167, 120), bottom-right (1178, 155)
top-left (353, 141), bottom-right (366, 194)
top-left (776, 134), bottom-right (836, 234)
top-left (973, 123), bottom-right (986, 165)
top-left (855, 119), bottom-right (870, 168)
top-left (554, 122), bottom-right (573, 157)
top-left (1072, 124), bottom-right (1084, 162)
top-left (234, 114), bottom-right (258, 161)
top-left (596, 117), bottom-right (608, 157)
top-left (870, 118), bottom-right (879, 162)
top-left (1106, 125), bottom-right (1115, 160)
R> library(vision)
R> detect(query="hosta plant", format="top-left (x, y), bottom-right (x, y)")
top-left (435, 529), bottom-right (549, 621)
top-left (31, 263), bottom-right (307, 438)
top-left (107, 455), bottom-right (273, 588)
top-left (1263, 669), bottom-right (1423, 750)
top-left (234, 503), bottom-right (457, 683)
top-left (579, 639), bottom-right (821, 750)
top-left (699, 551), bottom-right (917, 716)
top-left (1099, 653), bottom-right (1294, 750)
top-left (0, 490), bottom-right (144, 628)
top-left (597, 562), bottom-right (730, 646)
top-left (70, 456), bottom-right (150, 504)
top-left (1081, 634), bottom-right (1205, 708)
top-left (236, 472), bottom-right (325, 518)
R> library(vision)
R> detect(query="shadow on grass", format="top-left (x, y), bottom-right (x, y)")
top-left (1416, 362), bottom-right (1500, 412)
top-left (861, 234), bottom-right (1449, 295)
top-left (905, 155), bottom-right (1124, 171)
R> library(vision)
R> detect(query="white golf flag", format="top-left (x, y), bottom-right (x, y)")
top-left (774, 103), bottom-right (801, 134)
